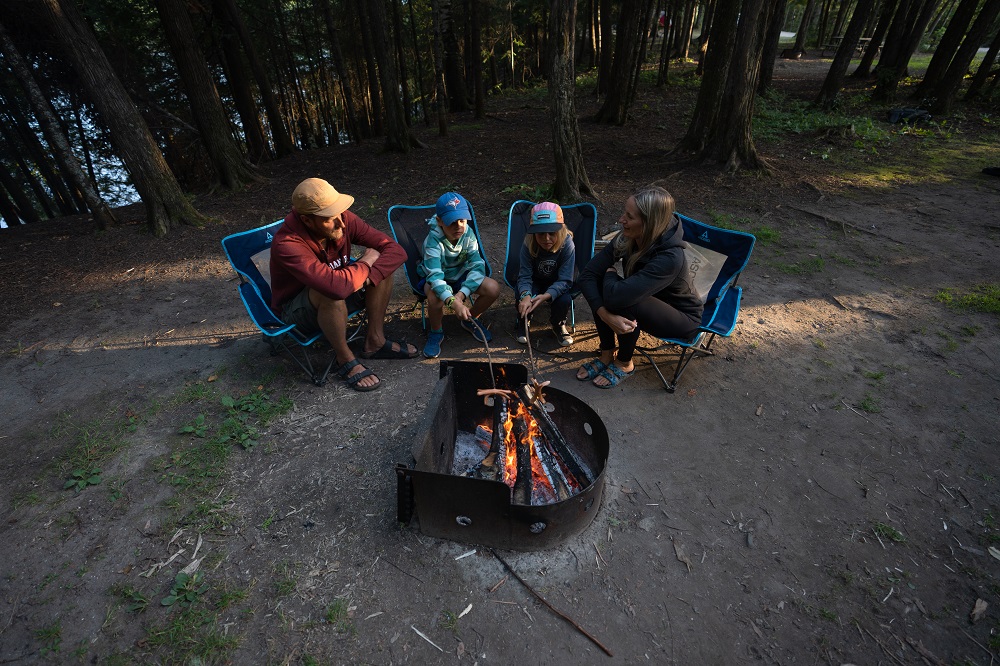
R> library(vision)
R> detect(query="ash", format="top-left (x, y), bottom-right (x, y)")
top-left (451, 429), bottom-right (490, 476)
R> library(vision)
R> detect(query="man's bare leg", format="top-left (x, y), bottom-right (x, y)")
top-left (310, 289), bottom-right (379, 389)
top-left (362, 275), bottom-right (416, 357)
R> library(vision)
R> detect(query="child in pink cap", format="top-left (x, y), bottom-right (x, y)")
top-left (515, 202), bottom-right (577, 346)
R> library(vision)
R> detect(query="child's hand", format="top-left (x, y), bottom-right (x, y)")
top-left (453, 297), bottom-right (472, 320)
top-left (517, 296), bottom-right (533, 317)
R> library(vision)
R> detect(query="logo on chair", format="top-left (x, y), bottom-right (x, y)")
top-left (266, 232), bottom-right (274, 244)
top-left (698, 231), bottom-right (711, 244)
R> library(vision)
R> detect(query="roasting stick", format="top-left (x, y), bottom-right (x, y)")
top-left (520, 319), bottom-right (551, 404)
top-left (467, 318), bottom-right (498, 391)
top-left (490, 548), bottom-right (614, 657)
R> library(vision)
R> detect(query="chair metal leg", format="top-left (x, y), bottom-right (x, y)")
top-left (636, 334), bottom-right (718, 393)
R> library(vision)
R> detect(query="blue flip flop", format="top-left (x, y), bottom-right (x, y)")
top-left (594, 363), bottom-right (634, 389)
top-left (576, 359), bottom-right (607, 381)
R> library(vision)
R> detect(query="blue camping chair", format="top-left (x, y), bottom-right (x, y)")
top-left (221, 220), bottom-right (365, 386)
top-left (635, 214), bottom-right (756, 393)
top-left (502, 200), bottom-right (598, 332)
top-left (386, 203), bottom-right (493, 329)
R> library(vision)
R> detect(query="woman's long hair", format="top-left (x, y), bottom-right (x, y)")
top-left (620, 185), bottom-right (676, 275)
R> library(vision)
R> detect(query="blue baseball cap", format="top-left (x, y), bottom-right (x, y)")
top-left (435, 192), bottom-right (471, 225)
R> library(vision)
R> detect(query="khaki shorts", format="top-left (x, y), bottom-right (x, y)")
top-left (281, 287), bottom-right (365, 336)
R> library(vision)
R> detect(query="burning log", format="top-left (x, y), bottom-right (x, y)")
top-left (532, 435), bottom-right (572, 501)
top-left (511, 405), bottom-right (533, 505)
top-left (514, 385), bottom-right (594, 488)
top-left (472, 397), bottom-right (508, 482)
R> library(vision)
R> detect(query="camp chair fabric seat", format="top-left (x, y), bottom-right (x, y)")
top-left (635, 214), bottom-right (755, 393)
top-left (221, 220), bottom-right (365, 386)
top-left (502, 200), bottom-right (598, 331)
top-left (386, 203), bottom-right (493, 329)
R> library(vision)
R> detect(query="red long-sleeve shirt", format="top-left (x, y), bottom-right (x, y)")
top-left (269, 210), bottom-right (406, 312)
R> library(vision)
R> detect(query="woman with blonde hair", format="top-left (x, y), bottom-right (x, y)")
top-left (576, 185), bottom-right (703, 388)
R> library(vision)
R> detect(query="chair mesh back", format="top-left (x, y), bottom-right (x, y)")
top-left (221, 220), bottom-right (284, 304)
top-left (676, 214), bottom-right (756, 305)
top-left (387, 203), bottom-right (493, 297)
top-left (503, 200), bottom-right (598, 290)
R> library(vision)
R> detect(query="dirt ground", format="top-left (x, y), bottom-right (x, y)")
top-left (2, 57), bottom-right (999, 664)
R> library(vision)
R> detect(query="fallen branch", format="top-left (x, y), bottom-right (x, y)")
top-left (491, 549), bottom-right (613, 657)
top-left (788, 204), bottom-right (880, 236)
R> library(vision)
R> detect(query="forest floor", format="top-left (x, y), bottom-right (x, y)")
top-left (1, 55), bottom-right (999, 665)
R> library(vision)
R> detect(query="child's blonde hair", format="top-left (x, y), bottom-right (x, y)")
top-left (526, 226), bottom-right (571, 257)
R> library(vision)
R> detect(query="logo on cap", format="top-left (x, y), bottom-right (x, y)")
top-left (445, 197), bottom-right (461, 210)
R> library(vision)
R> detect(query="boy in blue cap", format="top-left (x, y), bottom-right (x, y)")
top-left (418, 192), bottom-right (500, 357)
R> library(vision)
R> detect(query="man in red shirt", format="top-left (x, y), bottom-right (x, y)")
top-left (270, 178), bottom-right (417, 391)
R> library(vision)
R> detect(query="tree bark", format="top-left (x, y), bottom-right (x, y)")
top-left (701, 0), bottom-right (773, 171)
top-left (33, 0), bottom-right (208, 236)
top-left (965, 20), bottom-right (1000, 99)
top-left (431, 0), bottom-right (450, 135)
top-left (0, 19), bottom-right (119, 229)
top-left (320, 1), bottom-right (364, 144)
top-left (366, 0), bottom-right (422, 151)
top-left (391, 0), bottom-right (414, 126)
top-left (407, 0), bottom-right (432, 126)
top-left (929, 0), bottom-right (1000, 113)
top-left (216, 0), bottom-right (295, 156)
top-left (154, 0), bottom-right (257, 190)
top-left (872, 0), bottom-right (939, 101)
top-left (852, 0), bottom-right (897, 76)
top-left (442, 0), bottom-right (470, 111)
top-left (913, 0), bottom-right (984, 99)
top-left (596, 0), bottom-right (615, 94)
top-left (793, 0), bottom-right (818, 51)
top-left (676, 0), bottom-right (740, 152)
top-left (595, 0), bottom-right (650, 124)
top-left (211, 0), bottom-right (270, 163)
top-left (548, 0), bottom-right (594, 200)
top-left (816, 0), bottom-right (877, 107)
top-left (758, 0), bottom-right (788, 92)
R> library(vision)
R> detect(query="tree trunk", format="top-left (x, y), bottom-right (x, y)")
top-left (367, 0), bottom-right (422, 151)
top-left (211, 0), bottom-right (270, 163)
top-left (595, 0), bottom-right (649, 124)
top-left (431, 0), bottom-right (450, 135)
top-left (216, 0), bottom-right (295, 156)
top-left (154, 0), bottom-right (257, 190)
top-left (0, 118), bottom-right (55, 218)
top-left (407, 0), bottom-right (432, 126)
top-left (852, 0), bottom-right (897, 76)
top-left (929, 0), bottom-right (1000, 113)
top-left (355, 0), bottom-right (385, 137)
top-left (912, 0), bottom-right (982, 99)
top-left (758, 0), bottom-right (787, 92)
top-left (701, 0), bottom-right (773, 171)
top-left (442, 0), bottom-right (470, 111)
top-left (549, 0), bottom-right (594, 200)
top-left (697, 0), bottom-right (717, 75)
top-left (965, 21), bottom-right (1000, 99)
top-left (320, 0), bottom-right (364, 144)
top-left (677, 0), bottom-right (740, 152)
top-left (872, 0), bottom-right (939, 101)
top-left (0, 19), bottom-right (118, 229)
top-left (471, 0), bottom-right (487, 118)
top-left (596, 0), bottom-right (615, 93)
top-left (793, 0), bottom-right (817, 51)
top-left (34, 0), bottom-right (208, 236)
top-left (391, 0), bottom-right (413, 126)
top-left (816, 0), bottom-right (877, 106)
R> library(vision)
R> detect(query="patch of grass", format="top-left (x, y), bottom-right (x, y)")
top-left (144, 606), bottom-right (238, 662)
top-left (773, 257), bottom-right (825, 275)
top-left (819, 608), bottom-right (837, 621)
top-left (873, 522), bottom-right (905, 543)
top-left (501, 183), bottom-right (553, 202)
top-left (35, 620), bottom-right (62, 655)
top-left (813, 338), bottom-right (827, 349)
top-left (859, 393), bottom-right (882, 414)
top-left (274, 562), bottom-right (296, 597)
top-left (440, 609), bottom-right (459, 632)
top-left (861, 370), bottom-right (885, 383)
top-left (161, 572), bottom-right (209, 608)
top-left (935, 284), bottom-right (1000, 314)
top-left (64, 467), bottom-right (102, 493)
top-left (112, 583), bottom-right (150, 613)
top-left (831, 254), bottom-right (857, 267)
top-left (325, 598), bottom-right (355, 633)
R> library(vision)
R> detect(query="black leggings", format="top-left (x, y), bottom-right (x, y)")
top-left (595, 297), bottom-right (701, 363)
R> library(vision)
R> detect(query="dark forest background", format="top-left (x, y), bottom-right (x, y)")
top-left (1, 0), bottom-right (997, 235)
